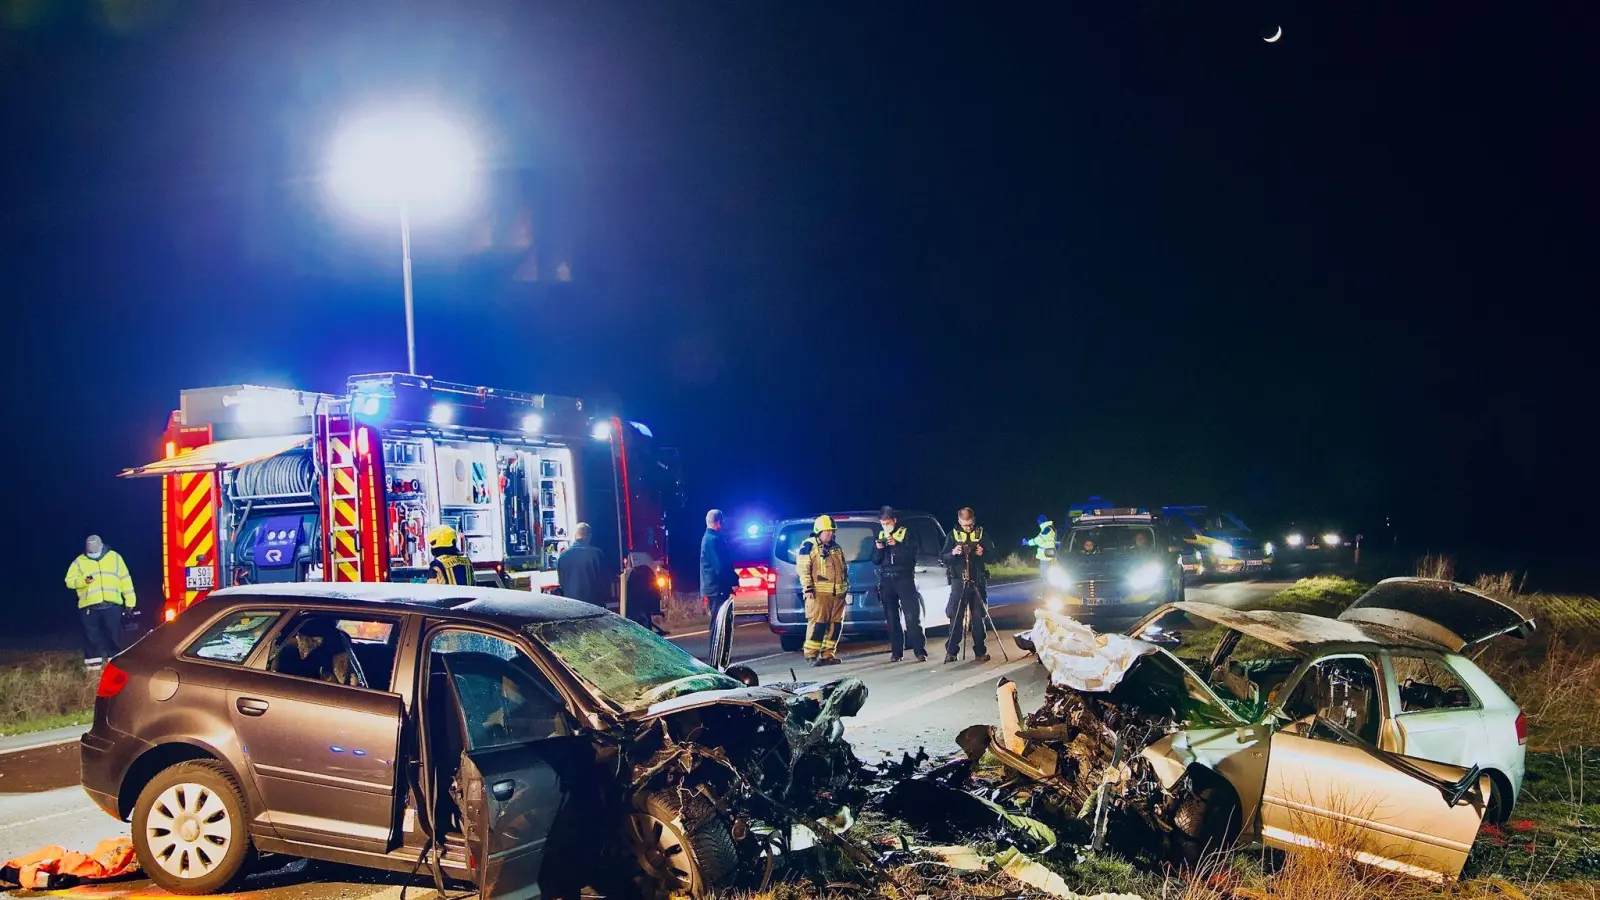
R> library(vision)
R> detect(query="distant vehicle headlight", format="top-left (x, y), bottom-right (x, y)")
top-left (1322, 533), bottom-right (1341, 547)
top-left (1212, 542), bottom-right (1234, 559)
top-left (1127, 562), bottom-right (1164, 590)
top-left (1046, 597), bottom-right (1064, 613)
top-left (1046, 564), bottom-right (1074, 589)
top-left (1264, 542), bottom-right (1275, 556)
top-left (1286, 533), bottom-right (1304, 547)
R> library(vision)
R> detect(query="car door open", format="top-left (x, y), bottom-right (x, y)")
top-left (1260, 655), bottom-right (1489, 881)
top-left (427, 630), bottom-right (574, 900)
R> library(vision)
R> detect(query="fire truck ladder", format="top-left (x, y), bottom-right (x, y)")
top-left (321, 398), bottom-right (364, 582)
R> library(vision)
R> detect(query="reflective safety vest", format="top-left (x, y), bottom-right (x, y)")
top-left (65, 551), bottom-right (136, 609)
top-left (878, 526), bottom-right (907, 543)
top-left (952, 527), bottom-right (984, 543)
top-left (429, 554), bottom-right (474, 586)
top-left (1026, 523), bottom-right (1058, 560)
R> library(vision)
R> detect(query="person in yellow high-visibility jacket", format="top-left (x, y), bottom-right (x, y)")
top-left (796, 515), bottom-right (849, 666)
top-left (65, 535), bottom-right (137, 667)
top-left (1022, 514), bottom-right (1058, 581)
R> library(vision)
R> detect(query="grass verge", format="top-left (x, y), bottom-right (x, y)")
top-left (0, 650), bottom-right (96, 736)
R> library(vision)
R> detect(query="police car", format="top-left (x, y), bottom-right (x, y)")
top-left (1161, 505), bottom-right (1276, 576)
top-left (1044, 508), bottom-right (1185, 619)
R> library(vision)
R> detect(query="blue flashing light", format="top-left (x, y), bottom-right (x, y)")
top-left (629, 420), bottom-right (654, 438)
top-left (354, 393), bottom-right (388, 420)
top-left (591, 421), bottom-right (613, 441)
top-left (429, 403), bottom-right (454, 426)
top-left (745, 523), bottom-right (761, 538)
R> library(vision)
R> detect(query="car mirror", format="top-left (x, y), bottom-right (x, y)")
top-left (724, 663), bottom-right (760, 687)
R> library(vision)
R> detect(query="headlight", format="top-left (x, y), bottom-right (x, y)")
top-left (1127, 562), bottom-right (1163, 590)
top-left (1046, 564), bottom-right (1074, 589)
top-left (1212, 542), bottom-right (1233, 559)
top-left (1286, 533), bottom-right (1304, 547)
top-left (1322, 533), bottom-right (1341, 547)
top-left (1264, 542), bottom-right (1274, 556)
top-left (1046, 597), bottom-right (1064, 612)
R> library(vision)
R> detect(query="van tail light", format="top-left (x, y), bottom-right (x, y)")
top-left (764, 568), bottom-right (777, 594)
top-left (97, 663), bottom-right (130, 699)
top-left (1514, 711), bottom-right (1528, 745)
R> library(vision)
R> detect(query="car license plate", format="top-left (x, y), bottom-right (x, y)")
top-left (185, 566), bottom-right (214, 591)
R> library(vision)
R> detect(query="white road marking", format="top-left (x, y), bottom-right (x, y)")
top-left (0, 806), bottom-right (86, 831)
top-left (845, 654), bottom-right (1035, 731)
top-left (669, 620), bottom-right (766, 640)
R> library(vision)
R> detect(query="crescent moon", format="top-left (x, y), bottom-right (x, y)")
top-left (1264, 25), bottom-right (1283, 42)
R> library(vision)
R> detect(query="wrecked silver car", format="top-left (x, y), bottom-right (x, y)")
top-left (987, 577), bottom-right (1534, 881)
top-left (82, 584), bottom-right (865, 899)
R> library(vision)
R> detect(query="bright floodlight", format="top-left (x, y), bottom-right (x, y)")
top-left (328, 108), bottom-right (479, 220)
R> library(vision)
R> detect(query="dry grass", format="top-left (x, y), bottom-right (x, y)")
top-left (0, 650), bottom-right (97, 734)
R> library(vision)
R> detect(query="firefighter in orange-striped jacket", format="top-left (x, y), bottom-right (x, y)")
top-left (796, 515), bottom-right (848, 666)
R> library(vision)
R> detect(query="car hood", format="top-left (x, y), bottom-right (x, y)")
top-left (636, 685), bottom-right (798, 721)
top-left (1337, 578), bottom-right (1535, 652)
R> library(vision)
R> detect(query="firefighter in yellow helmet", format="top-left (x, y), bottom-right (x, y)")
top-left (796, 515), bottom-right (848, 666)
top-left (427, 525), bottom-right (473, 585)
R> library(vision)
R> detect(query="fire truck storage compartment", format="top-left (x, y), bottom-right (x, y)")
top-left (383, 437), bottom-right (437, 572)
top-left (225, 449), bottom-right (322, 586)
top-left (434, 440), bottom-right (500, 563)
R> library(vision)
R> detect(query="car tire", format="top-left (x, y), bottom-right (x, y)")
top-left (779, 633), bottom-right (805, 653)
top-left (131, 760), bottom-right (255, 895)
top-left (627, 789), bottom-right (738, 898)
top-left (1171, 772), bottom-right (1241, 868)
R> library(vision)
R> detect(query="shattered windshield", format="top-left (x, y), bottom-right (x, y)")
top-left (1132, 609), bottom-right (1301, 722)
top-left (1066, 525), bottom-right (1157, 553)
top-left (527, 615), bottom-right (740, 713)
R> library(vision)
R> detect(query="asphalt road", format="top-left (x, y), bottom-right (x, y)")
top-left (0, 576), bottom-right (1288, 898)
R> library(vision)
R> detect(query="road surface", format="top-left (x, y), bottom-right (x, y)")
top-left (0, 576), bottom-right (1289, 897)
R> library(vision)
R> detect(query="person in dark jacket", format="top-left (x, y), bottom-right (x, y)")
top-left (700, 509), bottom-right (739, 658)
top-left (557, 523), bottom-right (612, 607)
top-left (940, 506), bottom-right (996, 663)
top-left (624, 561), bottom-right (668, 634)
top-left (873, 506), bottom-right (925, 662)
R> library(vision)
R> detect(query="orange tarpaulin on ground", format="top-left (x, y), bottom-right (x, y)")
top-left (1, 838), bottom-right (138, 890)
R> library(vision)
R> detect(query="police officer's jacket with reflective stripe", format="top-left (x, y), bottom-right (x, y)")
top-left (872, 526), bottom-right (919, 578)
top-left (940, 526), bottom-right (996, 581)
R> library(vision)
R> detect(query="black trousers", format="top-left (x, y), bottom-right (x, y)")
top-left (81, 602), bottom-right (123, 663)
top-left (877, 574), bottom-right (925, 656)
top-left (944, 579), bottom-right (988, 657)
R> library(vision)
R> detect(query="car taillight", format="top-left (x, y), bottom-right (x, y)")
top-left (97, 663), bottom-right (130, 699)
top-left (1514, 711), bottom-right (1528, 745)
top-left (764, 569), bottom-right (777, 592)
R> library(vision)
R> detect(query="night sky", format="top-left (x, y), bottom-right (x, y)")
top-left (4, 1), bottom-right (1596, 623)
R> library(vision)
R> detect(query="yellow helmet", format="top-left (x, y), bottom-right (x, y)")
top-left (428, 525), bottom-right (459, 550)
top-left (812, 515), bottom-right (837, 534)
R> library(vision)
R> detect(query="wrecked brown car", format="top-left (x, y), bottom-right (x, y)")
top-left (988, 578), bottom-right (1534, 882)
top-left (81, 583), bottom-right (865, 898)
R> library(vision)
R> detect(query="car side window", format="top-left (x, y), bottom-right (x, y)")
top-left (1281, 655), bottom-right (1383, 746)
top-left (429, 630), bottom-right (570, 750)
top-left (184, 610), bottom-right (283, 664)
top-left (908, 517), bottom-right (944, 563)
top-left (1390, 655), bottom-right (1478, 713)
top-left (265, 612), bottom-right (400, 691)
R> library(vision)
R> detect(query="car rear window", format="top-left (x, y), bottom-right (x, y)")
top-left (185, 610), bottom-right (283, 664)
top-left (773, 522), bottom-right (879, 564)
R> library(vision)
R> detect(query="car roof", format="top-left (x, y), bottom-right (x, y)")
top-left (208, 582), bottom-right (608, 626)
top-left (774, 510), bottom-right (937, 526)
top-left (1163, 600), bottom-right (1447, 653)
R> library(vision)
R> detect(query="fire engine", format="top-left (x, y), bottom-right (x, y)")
top-left (120, 374), bottom-right (681, 622)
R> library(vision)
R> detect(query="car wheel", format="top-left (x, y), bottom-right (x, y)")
top-left (779, 633), bottom-right (805, 653)
top-left (1171, 772), bottom-right (1241, 868)
top-left (131, 760), bottom-right (254, 895)
top-left (626, 789), bottom-right (737, 898)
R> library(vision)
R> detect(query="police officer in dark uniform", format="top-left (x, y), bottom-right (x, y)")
top-left (940, 506), bottom-right (995, 663)
top-left (873, 506), bottom-right (925, 662)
